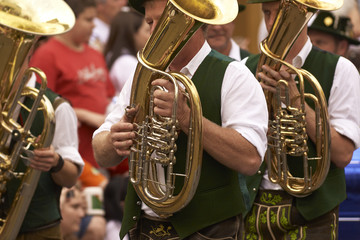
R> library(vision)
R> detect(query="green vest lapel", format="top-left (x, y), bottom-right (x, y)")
top-left (240, 48), bottom-right (251, 59)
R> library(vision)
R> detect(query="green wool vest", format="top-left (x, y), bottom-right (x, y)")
top-left (245, 47), bottom-right (345, 221)
top-left (6, 83), bottom-right (63, 232)
top-left (240, 48), bottom-right (251, 59)
top-left (120, 50), bottom-right (245, 239)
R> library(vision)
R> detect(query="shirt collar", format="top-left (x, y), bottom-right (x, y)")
top-left (292, 37), bottom-right (312, 68)
top-left (180, 41), bottom-right (211, 78)
top-left (229, 39), bottom-right (240, 61)
top-left (94, 17), bottom-right (109, 29)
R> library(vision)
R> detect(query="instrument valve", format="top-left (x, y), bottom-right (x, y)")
top-left (11, 129), bottom-right (21, 142)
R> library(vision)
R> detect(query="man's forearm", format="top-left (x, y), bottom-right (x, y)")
top-left (51, 160), bottom-right (79, 188)
top-left (305, 104), bottom-right (355, 168)
top-left (329, 129), bottom-right (355, 168)
top-left (202, 118), bottom-right (262, 175)
top-left (92, 131), bottom-right (124, 168)
top-left (74, 108), bottom-right (106, 128)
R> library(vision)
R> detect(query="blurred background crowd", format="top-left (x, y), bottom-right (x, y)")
top-left (12, 0), bottom-right (360, 239)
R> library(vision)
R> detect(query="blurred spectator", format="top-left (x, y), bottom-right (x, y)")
top-left (308, 11), bottom-right (360, 70)
top-left (79, 160), bottom-right (108, 189)
top-left (104, 7), bottom-right (150, 96)
top-left (77, 161), bottom-right (108, 240)
top-left (349, 1), bottom-right (360, 38)
top-left (89, 0), bottom-right (128, 52)
top-left (205, 4), bottom-right (251, 60)
top-left (327, 0), bottom-right (360, 71)
top-left (30, 0), bottom-right (115, 169)
top-left (348, 0), bottom-right (360, 72)
top-left (60, 186), bottom-right (86, 240)
top-left (348, 49), bottom-right (360, 72)
top-left (103, 176), bottom-right (129, 240)
top-left (331, 0), bottom-right (360, 38)
top-left (77, 184), bottom-right (107, 240)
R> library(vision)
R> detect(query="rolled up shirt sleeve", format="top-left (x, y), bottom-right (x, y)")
top-left (328, 57), bottom-right (360, 149)
top-left (221, 61), bottom-right (269, 161)
top-left (53, 101), bottom-right (84, 174)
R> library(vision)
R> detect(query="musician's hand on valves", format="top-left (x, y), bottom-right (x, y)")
top-left (109, 107), bottom-right (137, 156)
top-left (258, 64), bottom-right (301, 107)
top-left (151, 78), bottom-right (191, 134)
top-left (30, 145), bottom-right (59, 172)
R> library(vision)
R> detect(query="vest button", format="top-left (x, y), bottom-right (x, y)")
top-left (257, 170), bottom-right (262, 174)
top-left (253, 188), bottom-right (257, 192)
top-left (136, 201), bottom-right (142, 205)
top-left (132, 216), bottom-right (137, 221)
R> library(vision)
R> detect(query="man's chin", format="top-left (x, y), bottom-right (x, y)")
top-left (208, 42), bottom-right (226, 50)
top-left (208, 38), bottom-right (225, 46)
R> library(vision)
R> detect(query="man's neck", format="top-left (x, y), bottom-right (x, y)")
top-left (285, 29), bottom-right (307, 63)
top-left (169, 31), bottom-right (205, 71)
top-left (218, 40), bottom-right (232, 56)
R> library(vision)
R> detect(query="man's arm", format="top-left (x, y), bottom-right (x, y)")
top-left (74, 108), bottom-right (106, 129)
top-left (296, 102), bottom-right (354, 168)
top-left (51, 159), bottom-right (79, 188)
top-left (93, 107), bottom-right (137, 168)
top-left (31, 146), bottom-right (79, 188)
top-left (93, 131), bottom-right (125, 168)
top-left (202, 118), bottom-right (262, 175)
top-left (49, 101), bottom-right (84, 187)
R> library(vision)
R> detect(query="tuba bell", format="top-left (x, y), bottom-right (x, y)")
top-left (0, 0), bottom-right (75, 239)
top-left (258, 0), bottom-right (343, 197)
top-left (128, 0), bottom-right (238, 217)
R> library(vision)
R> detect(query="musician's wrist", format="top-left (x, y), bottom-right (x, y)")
top-left (178, 107), bottom-right (191, 134)
top-left (50, 154), bottom-right (64, 173)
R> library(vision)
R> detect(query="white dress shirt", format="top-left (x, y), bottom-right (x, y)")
top-left (228, 39), bottom-right (241, 61)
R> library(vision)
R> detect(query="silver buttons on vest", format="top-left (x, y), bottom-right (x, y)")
top-left (253, 187), bottom-right (257, 192)
top-left (257, 170), bottom-right (262, 174)
top-left (133, 201), bottom-right (141, 221)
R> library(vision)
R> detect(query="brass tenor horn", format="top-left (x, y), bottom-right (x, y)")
top-left (259, 0), bottom-right (343, 197)
top-left (0, 0), bottom-right (75, 239)
top-left (128, 0), bottom-right (238, 217)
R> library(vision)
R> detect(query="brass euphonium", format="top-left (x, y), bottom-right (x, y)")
top-left (128, 0), bottom-right (238, 217)
top-left (0, 1), bottom-right (75, 239)
top-left (259, 0), bottom-right (343, 197)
